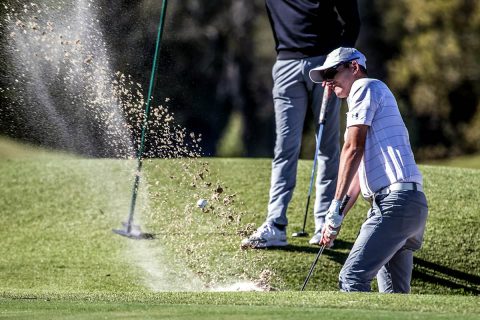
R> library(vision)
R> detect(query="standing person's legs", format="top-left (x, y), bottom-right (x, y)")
top-left (266, 59), bottom-right (309, 226)
top-left (338, 191), bottom-right (428, 292)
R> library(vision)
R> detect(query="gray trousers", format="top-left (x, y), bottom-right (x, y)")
top-left (266, 56), bottom-right (340, 230)
top-left (339, 190), bottom-right (428, 293)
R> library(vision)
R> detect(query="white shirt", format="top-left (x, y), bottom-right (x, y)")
top-left (346, 78), bottom-right (423, 197)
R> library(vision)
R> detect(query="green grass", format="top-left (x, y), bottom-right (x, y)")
top-left (1, 292), bottom-right (479, 319)
top-left (421, 154), bottom-right (480, 169)
top-left (0, 136), bottom-right (76, 160)
top-left (0, 137), bottom-right (479, 319)
top-left (143, 159), bottom-right (480, 294)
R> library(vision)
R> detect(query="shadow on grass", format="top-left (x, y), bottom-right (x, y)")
top-left (268, 240), bottom-right (352, 265)
top-left (270, 240), bottom-right (480, 294)
top-left (278, 239), bottom-right (354, 253)
top-left (413, 257), bottom-right (480, 295)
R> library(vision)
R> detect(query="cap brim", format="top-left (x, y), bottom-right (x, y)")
top-left (309, 67), bottom-right (326, 83)
top-left (309, 58), bottom-right (341, 83)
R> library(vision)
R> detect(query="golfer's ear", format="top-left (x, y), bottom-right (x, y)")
top-left (351, 61), bottom-right (361, 75)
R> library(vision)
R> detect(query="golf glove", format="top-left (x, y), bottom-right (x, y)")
top-left (320, 200), bottom-right (344, 246)
top-left (326, 199), bottom-right (344, 228)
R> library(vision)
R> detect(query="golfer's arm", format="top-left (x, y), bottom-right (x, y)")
top-left (335, 125), bottom-right (368, 206)
top-left (341, 172), bottom-right (361, 217)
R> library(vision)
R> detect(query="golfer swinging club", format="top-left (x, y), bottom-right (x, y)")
top-left (309, 47), bottom-right (428, 293)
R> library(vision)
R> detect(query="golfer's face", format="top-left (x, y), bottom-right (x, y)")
top-left (325, 63), bottom-right (355, 99)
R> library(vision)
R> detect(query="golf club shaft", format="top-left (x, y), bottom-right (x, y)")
top-left (126, 161), bottom-right (143, 233)
top-left (301, 244), bottom-right (326, 291)
top-left (297, 87), bottom-right (331, 234)
top-left (300, 124), bottom-right (324, 231)
top-left (300, 193), bottom-right (350, 291)
top-left (124, 0), bottom-right (168, 232)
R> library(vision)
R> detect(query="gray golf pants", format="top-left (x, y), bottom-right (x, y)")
top-left (266, 56), bottom-right (340, 229)
top-left (339, 190), bottom-right (428, 293)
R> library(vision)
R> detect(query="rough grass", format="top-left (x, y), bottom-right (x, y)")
top-left (421, 154), bottom-right (480, 169)
top-left (0, 137), bottom-right (479, 318)
top-left (141, 159), bottom-right (480, 294)
top-left (0, 136), bottom-right (75, 160)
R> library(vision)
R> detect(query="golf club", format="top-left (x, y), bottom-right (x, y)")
top-left (112, 0), bottom-right (168, 240)
top-left (300, 194), bottom-right (350, 291)
top-left (292, 86), bottom-right (331, 238)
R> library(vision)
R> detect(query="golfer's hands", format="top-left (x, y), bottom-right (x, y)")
top-left (321, 224), bottom-right (341, 246)
top-left (321, 200), bottom-right (344, 246)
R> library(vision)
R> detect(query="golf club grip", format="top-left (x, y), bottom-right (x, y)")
top-left (318, 86), bottom-right (330, 125)
top-left (339, 194), bottom-right (351, 216)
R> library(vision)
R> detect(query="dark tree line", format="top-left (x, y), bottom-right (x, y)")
top-left (99, 0), bottom-right (275, 156)
top-left (1, 0), bottom-right (479, 160)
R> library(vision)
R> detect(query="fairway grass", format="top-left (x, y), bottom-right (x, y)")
top-left (0, 138), bottom-right (479, 318)
top-left (1, 291), bottom-right (479, 319)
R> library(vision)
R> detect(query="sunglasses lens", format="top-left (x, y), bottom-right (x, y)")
top-left (323, 68), bottom-right (337, 80)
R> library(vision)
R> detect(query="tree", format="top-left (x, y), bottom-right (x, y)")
top-left (378, 0), bottom-right (480, 158)
top-left (101, 0), bottom-right (275, 157)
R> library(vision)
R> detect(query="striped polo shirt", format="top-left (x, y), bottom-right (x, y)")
top-left (346, 78), bottom-right (423, 197)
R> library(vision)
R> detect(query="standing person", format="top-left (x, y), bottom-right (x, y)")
top-left (241, 0), bottom-right (361, 249)
top-left (309, 47), bottom-right (428, 293)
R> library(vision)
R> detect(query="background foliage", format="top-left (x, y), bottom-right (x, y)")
top-left (0, 0), bottom-right (479, 160)
top-left (377, 0), bottom-right (480, 159)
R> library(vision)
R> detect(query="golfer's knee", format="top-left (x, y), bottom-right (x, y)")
top-left (338, 269), bottom-right (371, 292)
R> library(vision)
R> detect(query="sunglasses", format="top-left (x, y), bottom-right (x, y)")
top-left (322, 59), bottom-right (356, 80)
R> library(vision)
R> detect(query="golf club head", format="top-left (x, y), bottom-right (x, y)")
top-left (112, 228), bottom-right (155, 240)
top-left (292, 231), bottom-right (309, 237)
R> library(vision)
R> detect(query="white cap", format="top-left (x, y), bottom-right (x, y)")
top-left (309, 47), bottom-right (367, 83)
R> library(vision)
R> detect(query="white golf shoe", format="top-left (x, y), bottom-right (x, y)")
top-left (309, 217), bottom-right (325, 246)
top-left (241, 222), bottom-right (287, 249)
top-left (308, 229), bottom-right (323, 245)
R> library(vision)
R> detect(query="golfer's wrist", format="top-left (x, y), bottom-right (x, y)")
top-left (329, 199), bottom-right (342, 212)
top-left (327, 199), bottom-right (344, 227)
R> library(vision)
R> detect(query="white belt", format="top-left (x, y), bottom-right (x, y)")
top-left (365, 182), bottom-right (423, 204)
top-left (376, 182), bottom-right (423, 195)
